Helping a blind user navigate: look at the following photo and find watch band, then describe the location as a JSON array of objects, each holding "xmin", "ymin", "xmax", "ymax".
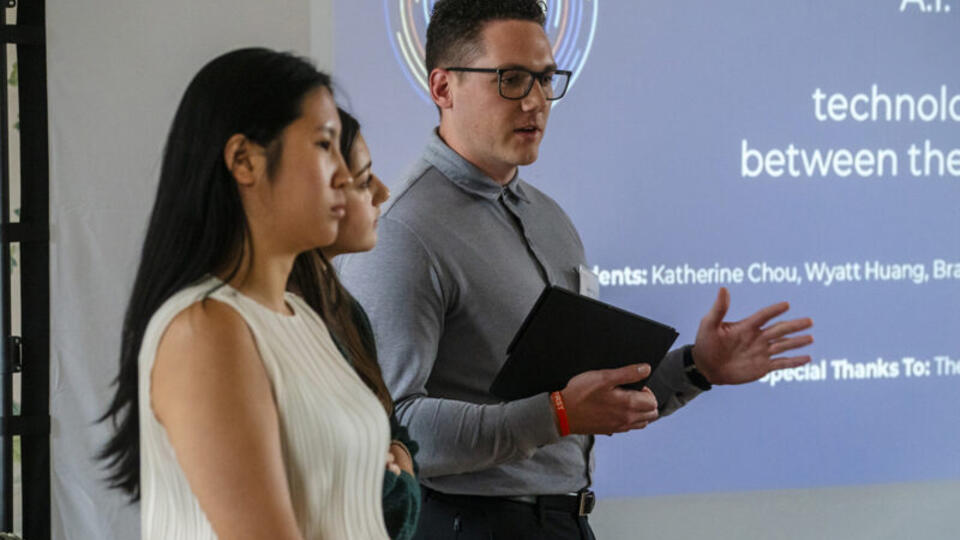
[{"xmin": 683, "ymin": 345, "xmax": 712, "ymax": 391}]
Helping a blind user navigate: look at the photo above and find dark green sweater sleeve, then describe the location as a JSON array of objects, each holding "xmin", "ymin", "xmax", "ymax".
[{"xmin": 381, "ymin": 469, "xmax": 421, "ymax": 540}]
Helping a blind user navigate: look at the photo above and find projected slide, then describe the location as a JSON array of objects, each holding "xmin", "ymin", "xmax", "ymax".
[{"xmin": 335, "ymin": 1, "xmax": 959, "ymax": 497}]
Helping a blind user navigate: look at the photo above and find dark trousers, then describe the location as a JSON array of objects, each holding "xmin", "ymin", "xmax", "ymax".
[{"xmin": 414, "ymin": 487, "xmax": 597, "ymax": 540}]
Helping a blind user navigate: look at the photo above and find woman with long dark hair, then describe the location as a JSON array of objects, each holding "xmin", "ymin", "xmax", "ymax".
[
  {"xmin": 100, "ymin": 48, "xmax": 392, "ymax": 539},
  {"xmin": 291, "ymin": 109, "xmax": 421, "ymax": 540}
]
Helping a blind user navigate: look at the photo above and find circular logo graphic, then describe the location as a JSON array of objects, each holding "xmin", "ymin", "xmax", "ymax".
[{"xmin": 384, "ymin": 0, "xmax": 599, "ymax": 103}]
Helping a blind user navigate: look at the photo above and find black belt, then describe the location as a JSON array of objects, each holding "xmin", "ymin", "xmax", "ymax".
[
  {"xmin": 534, "ymin": 491, "xmax": 596, "ymax": 516},
  {"xmin": 423, "ymin": 486, "xmax": 596, "ymax": 517}
]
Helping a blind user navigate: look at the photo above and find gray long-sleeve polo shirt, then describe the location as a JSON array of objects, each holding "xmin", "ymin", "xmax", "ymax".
[{"xmin": 338, "ymin": 131, "xmax": 703, "ymax": 496}]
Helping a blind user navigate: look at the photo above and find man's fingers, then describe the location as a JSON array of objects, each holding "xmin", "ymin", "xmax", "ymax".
[
  {"xmin": 628, "ymin": 408, "xmax": 659, "ymax": 424},
  {"xmin": 702, "ymin": 287, "xmax": 730, "ymax": 326},
  {"xmin": 617, "ymin": 394, "xmax": 658, "ymax": 416},
  {"xmin": 602, "ymin": 363, "xmax": 651, "ymax": 387},
  {"xmin": 761, "ymin": 318, "xmax": 813, "ymax": 340},
  {"xmin": 623, "ymin": 404, "xmax": 659, "ymax": 431},
  {"xmin": 768, "ymin": 355, "xmax": 812, "ymax": 372},
  {"xmin": 743, "ymin": 301, "xmax": 790, "ymax": 328},
  {"xmin": 768, "ymin": 335, "xmax": 814, "ymax": 355},
  {"xmin": 626, "ymin": 387, "xmax": 658, "ymax": 412}
]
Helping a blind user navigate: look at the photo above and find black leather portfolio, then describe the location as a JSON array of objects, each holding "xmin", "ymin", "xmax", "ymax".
[{"xmin": 489, "ymin": 286, "xmax": 679, "ymax": 400}]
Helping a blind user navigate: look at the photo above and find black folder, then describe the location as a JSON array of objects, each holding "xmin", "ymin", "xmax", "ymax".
[{"xmin": 489, "ymin": 286, "xmax": 679, "ymax": 401}]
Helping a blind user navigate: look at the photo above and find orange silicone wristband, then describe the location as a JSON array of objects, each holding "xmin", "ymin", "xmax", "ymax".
[{"xmin": 551, "ymin": 391, "xmax": 570, "ymax": 436}]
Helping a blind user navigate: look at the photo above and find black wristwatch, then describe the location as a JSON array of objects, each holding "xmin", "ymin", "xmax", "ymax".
[{"xmin": 683, "ymin": 345, "xmax": 712, "ymax": 391}]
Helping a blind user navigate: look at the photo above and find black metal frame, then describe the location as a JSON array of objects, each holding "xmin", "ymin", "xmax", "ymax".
[
  {"xmin": 1, "ymin": 1, "xmax": 50, "ymax": 538},
  {"xmin": 443, "ymin": 66, "xmax": 573, "ymax": 100}
]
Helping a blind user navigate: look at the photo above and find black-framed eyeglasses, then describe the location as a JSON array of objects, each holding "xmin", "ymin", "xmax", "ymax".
[{"xmin": 444, "ymin": 67, "xmax": 572, "ymax": 101}]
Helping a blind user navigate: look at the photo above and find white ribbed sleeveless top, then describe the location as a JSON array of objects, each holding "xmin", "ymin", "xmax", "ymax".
[{"xmin": 138, "ymin": 277, "xmax": 390, "ymax": 539}]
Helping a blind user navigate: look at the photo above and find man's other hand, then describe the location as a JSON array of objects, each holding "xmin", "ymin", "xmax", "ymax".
[{"xmin": 693, "ymin": 287, "xmax": 814, "ymax": 385}]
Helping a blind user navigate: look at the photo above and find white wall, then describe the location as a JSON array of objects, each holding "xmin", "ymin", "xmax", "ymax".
[{"xmin": 46, "ymin": 1, "xmax": 331, "ymax": 537}]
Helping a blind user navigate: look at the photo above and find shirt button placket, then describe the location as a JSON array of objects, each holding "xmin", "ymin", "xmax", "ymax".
[{"xmin": 500, "ymin": 191, "xmax": 554, "ymax": 287}]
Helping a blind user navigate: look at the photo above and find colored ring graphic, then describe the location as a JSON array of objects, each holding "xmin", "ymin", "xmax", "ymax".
[{"xmin": 384, "ymin": 0, "xmax": 599, "ymax": 103}]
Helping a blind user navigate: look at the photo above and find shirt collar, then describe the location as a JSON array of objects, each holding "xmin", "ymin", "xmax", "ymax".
[{"xmin": 423, "ymin": 129, "xmax": 530, "ymax": 203}]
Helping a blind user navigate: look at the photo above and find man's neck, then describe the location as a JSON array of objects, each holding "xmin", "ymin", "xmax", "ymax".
[{"xmin": 437, "ymin": 125, "xmax": 516, "ymax": 186}]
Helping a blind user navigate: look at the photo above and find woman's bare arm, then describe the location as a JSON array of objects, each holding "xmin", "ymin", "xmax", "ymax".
[{"xmin": 151, "ymin": 299, "xmax": 304, "ymax": 540}]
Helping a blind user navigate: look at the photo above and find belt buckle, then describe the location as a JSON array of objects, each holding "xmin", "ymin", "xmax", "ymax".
[{"xmin": 577, "ymin": 490, "xmax": 596, "ymax": 516}]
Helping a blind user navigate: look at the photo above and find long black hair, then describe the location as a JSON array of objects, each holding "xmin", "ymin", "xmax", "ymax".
[
  {"xmin": 338, "ymin": 107, "xmax": 361, "ymax": 159},
  {"xmin": 99, "ymin": 48, "xmax": 332, "ymax": 500}
]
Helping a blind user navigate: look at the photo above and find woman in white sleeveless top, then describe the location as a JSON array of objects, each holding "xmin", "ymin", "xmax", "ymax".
[{"xmin": 99, "ymin": 48, "xmax": 393, "ymax": 539}]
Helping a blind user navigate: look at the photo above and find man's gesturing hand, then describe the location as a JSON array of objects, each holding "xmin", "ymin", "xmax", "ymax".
[
  {"xmin": 693, "ymin": 287, "xmax": 814, "ymax": 385},
  {"xmin": 560, "ymin": 364, "xmax": 659, "ymax": 435}
]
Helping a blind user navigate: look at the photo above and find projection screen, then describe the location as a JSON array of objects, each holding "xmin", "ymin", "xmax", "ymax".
[{"xmin": 333, "ymin": 1, "xmax": 959, "ymax": 537}]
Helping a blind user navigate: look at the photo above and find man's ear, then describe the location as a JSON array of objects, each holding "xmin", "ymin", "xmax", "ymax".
[
  {"xmin": 429, "ymin": 68, "xmax": 454, "ymax": 110},
  {"xmin": 223, "ymin": 134, "xmax": 263, "ymax": 186}
]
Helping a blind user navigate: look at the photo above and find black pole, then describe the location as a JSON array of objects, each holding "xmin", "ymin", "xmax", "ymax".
[
  {"xmin": 0, "ymin": 0, "xmax": 49, "ymax": 538},
  {"xmin": 15, "ymin": 0, "xmax": 50, "ymax": 538},
  {"xmin": 0, "ymin": 1, "xmax": 15, "ymax": 533}
]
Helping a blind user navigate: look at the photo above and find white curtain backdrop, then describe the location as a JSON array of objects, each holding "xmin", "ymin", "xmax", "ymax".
[{"xmin": 46, "ymin": 1, "xmax": 330, "ymax": 537}]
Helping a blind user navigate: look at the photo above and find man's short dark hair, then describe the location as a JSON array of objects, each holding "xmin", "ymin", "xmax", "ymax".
[{"xmin": 425, "ymin": 0, "xmax": 547, "ymax": 74}]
